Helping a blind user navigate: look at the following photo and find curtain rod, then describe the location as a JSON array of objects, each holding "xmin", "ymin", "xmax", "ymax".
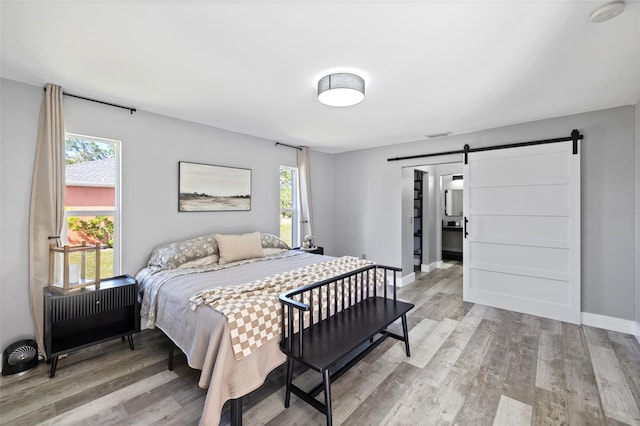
[
  {"xmin": 44, "ymin": 88, "xmax": 136, "ymax": 114},
  {"xmin": 275, "ymin": 142, "xmax": 302, "ymax": 151},
  {"xmin": 387, "ymin": 130, "xmax": 583, "ymax": 163}
]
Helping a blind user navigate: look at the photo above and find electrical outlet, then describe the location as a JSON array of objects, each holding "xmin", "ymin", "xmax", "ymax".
[{"xmin": 361, "ymin": 254, "xmax": 366, "ymax": 259}]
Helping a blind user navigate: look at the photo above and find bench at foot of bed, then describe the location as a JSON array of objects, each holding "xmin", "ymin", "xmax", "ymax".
[{"xmin": 279, "ymin": 265, "xmax": 413, "ymax": 426}]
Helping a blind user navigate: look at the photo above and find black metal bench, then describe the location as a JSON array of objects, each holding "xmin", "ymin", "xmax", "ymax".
[{"xmin": 279, "ymin": 264, "xmax": 414, "ymax": 426}]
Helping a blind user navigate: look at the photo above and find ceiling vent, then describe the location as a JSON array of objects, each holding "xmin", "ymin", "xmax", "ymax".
[
  {"xmin": 425, "ymin": 131, "xmax": 452, "ymax": 139},
  {"xmin": 590, "ymin": 1, "xmax": 625, "ymax": 23}
]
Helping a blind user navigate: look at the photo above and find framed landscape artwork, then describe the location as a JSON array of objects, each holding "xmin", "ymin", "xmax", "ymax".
[{"xmin": 178, "ymin": 162, "xmax": 251, "ymax": 212}]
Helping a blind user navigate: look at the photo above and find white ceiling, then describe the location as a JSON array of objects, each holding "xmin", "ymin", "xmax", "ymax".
[{"xmin": 2, "ymin": 1, "xmax": 639, "ymax": 153}]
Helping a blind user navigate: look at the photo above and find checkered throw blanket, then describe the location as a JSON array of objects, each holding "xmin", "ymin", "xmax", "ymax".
[{"xmin": 188, "ymin": 256, "xmax": 377, "ymax": 360}]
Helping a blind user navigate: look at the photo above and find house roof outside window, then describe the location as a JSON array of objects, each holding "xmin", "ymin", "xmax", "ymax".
[{"xmin": 66, "ymin": 158, "xmax": 115, "ymax": 187}]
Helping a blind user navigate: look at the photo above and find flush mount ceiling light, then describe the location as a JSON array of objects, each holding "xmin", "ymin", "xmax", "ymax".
[
  {"xmin": 590, "ymin": 1, "xmax": 625, "ymax": 23},
  {"xmin": 317, "ymin": 73, "xmax": 365, "ymax": 107}
]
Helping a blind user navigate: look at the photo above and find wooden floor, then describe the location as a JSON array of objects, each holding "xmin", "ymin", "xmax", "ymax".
[{"xmin": 2, "ymin": 262, "xmax": 640, "ymax": 425}]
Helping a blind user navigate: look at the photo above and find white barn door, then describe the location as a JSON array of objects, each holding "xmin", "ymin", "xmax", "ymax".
[{"xmin": 462, "ymin": 141, "xmax": 580, "ymax": 323}]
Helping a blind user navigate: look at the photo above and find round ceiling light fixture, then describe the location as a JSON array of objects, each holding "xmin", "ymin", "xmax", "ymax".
[
  {"xmin": 317, "ymin": 73, "xmax": 365, "ymax": 107},
  {"xmin": 590, "ymin": 1, "xmax": 625, "ymax": 23}
]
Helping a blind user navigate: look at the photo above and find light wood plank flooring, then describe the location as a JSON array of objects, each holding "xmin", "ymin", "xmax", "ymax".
[{"xmin": 2, "ymin": 263, "xmax": 640, "ymax": 425}]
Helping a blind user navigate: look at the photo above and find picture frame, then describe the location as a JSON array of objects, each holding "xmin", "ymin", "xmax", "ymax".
[{"xmin": 178, "ymin": 161, "xmax": 251, "ymax": 212}]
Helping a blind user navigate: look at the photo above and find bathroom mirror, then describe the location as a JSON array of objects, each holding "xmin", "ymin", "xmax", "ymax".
[{"xmin": 444, "ymin": 189, "xmax": 463, "ymax": 216}]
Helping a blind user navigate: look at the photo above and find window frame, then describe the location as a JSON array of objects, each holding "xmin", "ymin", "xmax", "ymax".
[
  {"xmin": 280, "ymin": 165, "xmax": 300, "ymax": 248},
  {"xmin": 64, "ymin": 133, "xmax": 121, "ymax": 276}
]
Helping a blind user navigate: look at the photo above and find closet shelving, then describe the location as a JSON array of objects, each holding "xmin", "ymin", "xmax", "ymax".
[{"xmin": 413, "ymin": 170, "xmax": 423, "ymax": 265}]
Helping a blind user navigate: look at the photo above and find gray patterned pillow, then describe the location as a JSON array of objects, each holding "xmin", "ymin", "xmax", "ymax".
[
  {"xmin": 147, "ymin": 233, "xmax": 219, "ymax": 270},
  {"xmin": 260, "ymin": 233, "xmax": 290, "ymax": 250}
]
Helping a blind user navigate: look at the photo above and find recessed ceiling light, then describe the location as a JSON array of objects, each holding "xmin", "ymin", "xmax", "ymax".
[
  {"xmin": 317, "ymin": 73, "xmax": 365, "ymax": 107},
  {"xmin": 590, "ymin": 1, "xmax": 625, "ymax": 23}
]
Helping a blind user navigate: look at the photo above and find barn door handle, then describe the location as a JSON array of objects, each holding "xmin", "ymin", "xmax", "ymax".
[{"xmin": 464, "ymin": 217, "xmax": 469, "ymax": 238}]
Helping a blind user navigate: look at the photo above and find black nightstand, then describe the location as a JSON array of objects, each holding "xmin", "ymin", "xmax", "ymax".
[
  {"xmin": 298, "ymin": 246, "xmax": 324, "ymax": 255},
  {"xmin": 44, "ymin": 275, "xmax": 139, "ymax": 377}
]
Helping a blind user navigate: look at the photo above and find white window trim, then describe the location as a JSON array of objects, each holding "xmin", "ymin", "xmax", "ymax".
[{"xmin": 64, "ymin": 133, "xmax": 121, "ymax": 276}]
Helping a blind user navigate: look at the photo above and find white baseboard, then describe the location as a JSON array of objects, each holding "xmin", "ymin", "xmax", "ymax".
[
  {"xmin": 435, "ymin": 261, "xmax": 444, "ymax": 269},
  {"xmin": 385, "ymin": 271, "xmax": 414, "ymax": 288},
  {"xmin": 581, "ymin": 312, "xmax": 639, "ymax": 335},
  {"xmin": 635, "ymin": 321, "xmax": 640, "ymax": 344},
  {"xmin": 396, "ymin": 272, "xmax": 415, "ymax": 288},
  {"xmin": 421, "ymin": 262, "xmax": 438, "ymax": 273}
]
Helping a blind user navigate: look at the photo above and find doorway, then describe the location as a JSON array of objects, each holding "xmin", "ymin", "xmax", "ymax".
[
  {"xmin": 401, "ymin": 162, "xmax": 464, "ymax": 279},
  {"xmin": 441, "ymin": 173, "xmax": 464, "ymax": 262}
]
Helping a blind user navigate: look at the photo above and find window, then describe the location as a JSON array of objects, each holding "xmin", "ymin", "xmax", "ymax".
[
  {"xmin": 64, "ymin": 134, "xmax": 120, "ymax": 278},
  {"xmin": 280, "ymin": 166, "xmax": 299, "ymax": 247}
]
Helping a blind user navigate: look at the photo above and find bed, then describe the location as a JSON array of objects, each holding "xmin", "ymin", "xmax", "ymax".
[{"xmin": 135, "ymin": 231, "xmax": 372, "ymax": 425}]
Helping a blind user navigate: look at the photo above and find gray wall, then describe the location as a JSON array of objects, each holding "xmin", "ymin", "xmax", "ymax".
[
  {"xmin": 422, "ymin": 169, "xmax": 436, "ymax": 266},
  {"xmin": 636, "ymin": 103, "xmax": 640, "ymax": 335},
  {"xmin": 419, "ymin": 168, "xmax": 435, "ymax": 267},
  {"xmin": 308, "ymin": 149, "xmax": 334, "ymax": 253},
  {"xmin": 0, "ymin": 78, "xmax": 334, "ymax": 351},
  {"xmin": 332, "ymin": 106, "xmax": 637, "ymax": 321}
]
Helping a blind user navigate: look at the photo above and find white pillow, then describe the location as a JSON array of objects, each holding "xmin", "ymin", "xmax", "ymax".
[
  {"xmin": 216, "ymin": 232, "xmax": 264, "ymax": 265},
  {"xmin": 177, "ymin": 254, "xmax": 219, "ymax": 269}
]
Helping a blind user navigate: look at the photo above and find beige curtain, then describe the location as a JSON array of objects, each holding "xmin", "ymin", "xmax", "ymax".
[
  {"xmin": 297, "ymin": 147, "xmax": 313, "ymax": 242},
  {"xmin": 29, "ymin": 84, "xmax": 65, "ymax": 354}
]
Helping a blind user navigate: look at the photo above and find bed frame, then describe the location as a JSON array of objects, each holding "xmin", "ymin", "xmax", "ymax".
[{"xmin": 167, "ymin": 338, "xmax": 245, "ymax": 425}]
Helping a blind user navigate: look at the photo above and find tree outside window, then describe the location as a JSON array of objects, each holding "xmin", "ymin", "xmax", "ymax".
[{"xmin": 280, "ymin": 166, "xmax": 299, "ymax": 247}]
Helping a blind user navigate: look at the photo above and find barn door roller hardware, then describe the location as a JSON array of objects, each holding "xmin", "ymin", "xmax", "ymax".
[{"xmin": 387, "ymin": 130, "xmax": 584, "ymax": 164}]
